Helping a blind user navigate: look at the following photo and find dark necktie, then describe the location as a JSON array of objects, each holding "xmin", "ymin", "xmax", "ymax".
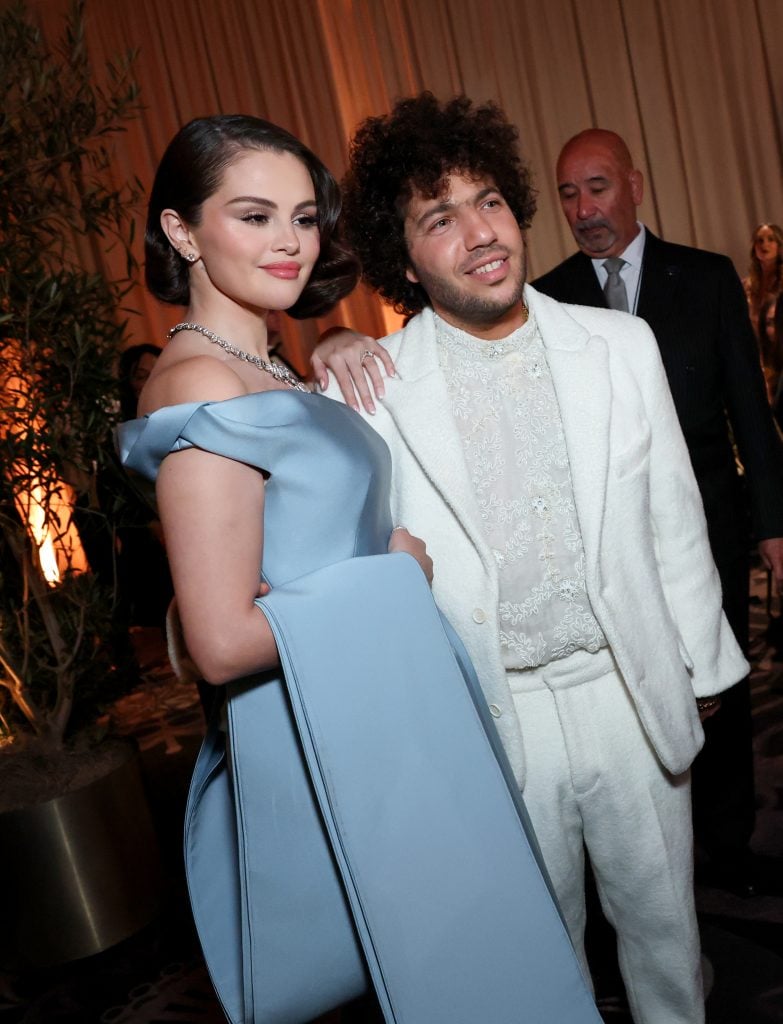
[{"xmin": 603, "ymin": 257, "xmax": 628, "ymax": 312}]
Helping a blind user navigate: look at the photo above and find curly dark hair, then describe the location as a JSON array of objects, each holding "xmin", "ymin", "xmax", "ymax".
[
  {"xmin": 145, "ymin": 115, "xmax": 358, "ymax": 319},
  {"xmin": 341, "ymin": 93, "xmax": 536, "ymax": 317}
]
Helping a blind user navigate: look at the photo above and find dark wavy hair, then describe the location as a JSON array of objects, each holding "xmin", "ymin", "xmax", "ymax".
[
  {"xmin": 145, "ymin": 115, "xmax": 358, "ymax": 318},
  {"xmin": 341, "ymin": 93, "xmax": 537, "ymax": 317}
]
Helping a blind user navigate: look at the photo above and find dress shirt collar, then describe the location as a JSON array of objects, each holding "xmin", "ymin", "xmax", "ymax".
[{"xmin": 590, "ymin": 223, "xmax": 646, "ymax": 313}]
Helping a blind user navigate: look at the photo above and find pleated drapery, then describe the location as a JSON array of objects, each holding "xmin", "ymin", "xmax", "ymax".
[{"xmin": 28, "ymin": 0, "xmax": 783, "ymax": 370}]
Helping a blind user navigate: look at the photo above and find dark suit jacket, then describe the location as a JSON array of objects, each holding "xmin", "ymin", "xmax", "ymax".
[{"xmin": 533, "ymin": 230, "xmax": 783, "ymax": 578}]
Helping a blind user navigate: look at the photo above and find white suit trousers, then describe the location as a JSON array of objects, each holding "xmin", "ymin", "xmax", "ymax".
[{"xmin": 508, "ymin": 647, "xmax": 703, "ymax": 1024}]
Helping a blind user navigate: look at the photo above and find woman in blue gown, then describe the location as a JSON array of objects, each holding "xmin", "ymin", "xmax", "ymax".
[{"xmin": 119, "ymin": 115, "xmax": 600, "ymax": 1024}]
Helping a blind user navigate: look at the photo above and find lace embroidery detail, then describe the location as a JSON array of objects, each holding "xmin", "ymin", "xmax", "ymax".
[{"xmin": 436, "ymin": 313, "xmax": 606, "ymax": 669}]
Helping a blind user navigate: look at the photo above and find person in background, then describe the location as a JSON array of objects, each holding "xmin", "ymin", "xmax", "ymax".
[
  {"xmin": 743, "ymin": 223, "xmax": 783, "ymax": 401},
  {"xmin": 73, "ymin": 342, "xmax": 173, "ymax": 633},
  {"xmin": 111, "ymin": 342, "xmax": 173, "ymax": 630},
  {"xmin": 532, "ymin": 134, "xmax": 783, "ymax": 900},
  {"xmin": 118, "ymin": 343, "xmax": 163, "ymax": 420}
]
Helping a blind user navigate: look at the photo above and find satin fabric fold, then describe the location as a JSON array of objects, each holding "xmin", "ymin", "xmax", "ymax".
[{"xmin": 187, "ymin": 554, "xmax": 600, "ymax": 1023}]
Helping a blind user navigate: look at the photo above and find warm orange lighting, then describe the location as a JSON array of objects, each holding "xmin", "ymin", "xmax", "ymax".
[
  {"xmin": 1, "ymin": 339, "xmax": 89, "ymax": 586},
  {"xmin": 14, "ymin": 480, "xmax": 88, "ymax": 585}
]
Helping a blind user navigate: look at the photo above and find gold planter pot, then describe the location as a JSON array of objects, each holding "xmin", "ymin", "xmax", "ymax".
[{"xmin": 0, "ymin": 742, "xmax": 162, "ymax": 966}]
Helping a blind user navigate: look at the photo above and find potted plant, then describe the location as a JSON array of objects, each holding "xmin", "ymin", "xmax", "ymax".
[{"xmin": 0, "ymin": 0, "xmax": 161, "ymax": 965}]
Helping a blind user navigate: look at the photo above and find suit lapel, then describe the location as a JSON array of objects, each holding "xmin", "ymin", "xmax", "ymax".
[
  {"xmin": 383, "ymin": 298, "xmax": 614, "ymax": 585},
  {"xmin": 527, "ymin": 287, "xmax": 611, "ymax": 584},
  {"xmin": 566, "ymin": 253, "xmax": 607, "ymax": 307},
  {"xmin": 382, "ymin": 311, "xmax": 494, "ymax": 569},
  {"xmin": 636, "ymin": 230, "xmax": 682, "ymax": 325}
]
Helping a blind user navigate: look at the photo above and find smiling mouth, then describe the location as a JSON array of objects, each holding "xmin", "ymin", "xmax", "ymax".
[{"xmin": 471, "ymin": 258, "xmax": 505, "ymax": 276}]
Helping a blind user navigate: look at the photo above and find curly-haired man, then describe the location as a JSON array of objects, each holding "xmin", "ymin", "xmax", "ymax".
[{"xmin": 315, "ymin": 93, "xmax": 747, "ymax": 1024}]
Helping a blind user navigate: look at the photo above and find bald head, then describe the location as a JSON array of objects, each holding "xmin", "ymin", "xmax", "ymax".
[
  {"xmin": 557, "ymin": 130, "xmax": 635, "ymax": 178},
  {"xmin": 556, "ymin": 129, "xmax": 643, "ymax": 258}
]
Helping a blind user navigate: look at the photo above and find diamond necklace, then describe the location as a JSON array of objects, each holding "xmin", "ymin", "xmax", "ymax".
[{"xmin": 167, "ymin": 322, "xmax": 309, "ymax": 392}]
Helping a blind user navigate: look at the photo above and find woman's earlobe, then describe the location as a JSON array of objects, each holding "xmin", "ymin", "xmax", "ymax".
[{"xmin": 160, "ymin": 208, "xmax": 197, "ymax": 261}]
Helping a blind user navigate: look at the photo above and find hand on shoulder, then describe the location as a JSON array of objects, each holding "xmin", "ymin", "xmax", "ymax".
[{"xmin": 311, "ymin": 327, "xmax": 395, "ymax": 415}]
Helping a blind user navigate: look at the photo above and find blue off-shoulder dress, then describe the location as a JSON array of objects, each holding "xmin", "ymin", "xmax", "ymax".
[{"xmin": 118, "ymin": 391, "xmax": 600, "ymax": 1024}]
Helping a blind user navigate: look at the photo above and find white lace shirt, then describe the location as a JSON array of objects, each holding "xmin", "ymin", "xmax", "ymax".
[{"xmin": 435, "ymin": 311, "xmax": 607, "ymax": 669}]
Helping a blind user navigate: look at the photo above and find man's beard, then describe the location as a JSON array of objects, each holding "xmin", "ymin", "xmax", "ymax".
[
  {"xmin": 574, "ymin": 217, "xmax": 615, "ymax": 253},
  {"xmin": 411, "ymin": 249, "xmax": 526, "ymax": 330}
]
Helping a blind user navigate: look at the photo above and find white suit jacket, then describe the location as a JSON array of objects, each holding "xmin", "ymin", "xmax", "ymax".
[{"xmin": 326, "ymin": 285, "xmax": 748, "ymax": 785}]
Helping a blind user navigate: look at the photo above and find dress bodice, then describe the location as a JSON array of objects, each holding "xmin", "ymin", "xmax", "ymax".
[{"xmin": 117, "ymin": 391, "xmax": 393, "ymax": 587}]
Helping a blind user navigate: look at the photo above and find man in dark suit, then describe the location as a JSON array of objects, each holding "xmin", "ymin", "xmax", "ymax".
[{"xmin": 533, "ymin": 128, "xmax": 783, "ymax": 895}]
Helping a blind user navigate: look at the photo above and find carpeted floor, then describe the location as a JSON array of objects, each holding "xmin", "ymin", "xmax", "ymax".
[{"xmin": 1, "ymin": 562, "xmax": 782, "ymax": 1024}]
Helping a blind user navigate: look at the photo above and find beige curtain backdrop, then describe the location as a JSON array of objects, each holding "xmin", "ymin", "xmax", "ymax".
[{"xmin": 26, "ymin": 0, "xmax": 783, "ymax": 370}]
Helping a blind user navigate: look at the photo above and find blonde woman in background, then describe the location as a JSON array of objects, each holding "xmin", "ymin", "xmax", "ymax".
[{"xmin": 744, "ymin": 223, "xmax": 783, "ymax": 401}]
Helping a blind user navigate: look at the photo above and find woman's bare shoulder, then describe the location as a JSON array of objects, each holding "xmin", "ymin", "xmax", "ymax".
[{"xmin": 138, "ymin": 356, "xmax": 248, "ymax": 415}]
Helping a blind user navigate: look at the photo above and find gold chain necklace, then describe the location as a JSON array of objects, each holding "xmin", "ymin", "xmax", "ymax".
[{"xmin": 167, "ymin": 322, "xmax": 309, "ymax": 392}]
